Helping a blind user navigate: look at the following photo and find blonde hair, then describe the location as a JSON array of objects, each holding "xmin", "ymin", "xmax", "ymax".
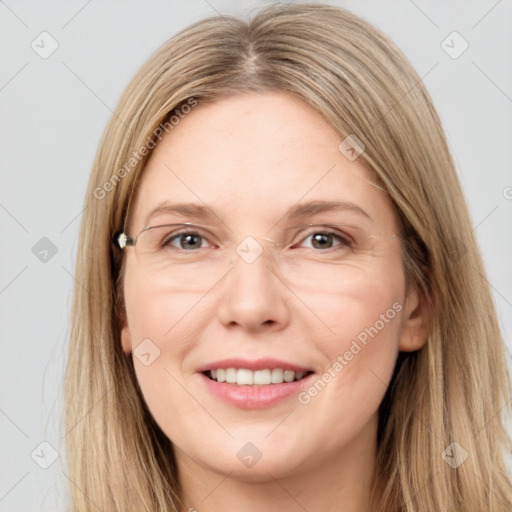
[{"xmin": 64, "ymin": 3, "xmax": 512, "ymax": 511}]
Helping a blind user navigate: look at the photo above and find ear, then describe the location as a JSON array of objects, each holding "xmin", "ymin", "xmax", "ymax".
[
  {"xmin": 119, "ymin": 307, "xmax": 132, "ymax": 355},
  {"xmin": 399, "ymin": 285, "xmax": 429, "ymax": 352}
]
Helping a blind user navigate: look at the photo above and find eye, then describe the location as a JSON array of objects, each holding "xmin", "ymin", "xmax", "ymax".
[
  {"xmin": 298, "ymin": 230, "xmax": 351, "ymax": 250},
  {"xmin": 164, "ymin": 231, "xmax": 209, "ymax": 250}
]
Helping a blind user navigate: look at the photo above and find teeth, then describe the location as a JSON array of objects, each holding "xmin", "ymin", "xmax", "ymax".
[
  {"xmin": 225, "ymin": 368, "xmax": 237, "ymax": 383},
  {"xmin": 208, "ymin": 367, "xmax": 309, "ymax": 385},
  {"xmin": 283, "ymin": 370, "xmax": 295, "ymax": 382},
  {"xmin": 253, "ymin": 369, "xmax": 271, "ymax": 385},
  {"xmin": 271, "ymin": 368, "xmax": 284, "ymax": 383},
  {"xmin": 237, "ymin": 369, "xmax": 253, "ymax": 385}
]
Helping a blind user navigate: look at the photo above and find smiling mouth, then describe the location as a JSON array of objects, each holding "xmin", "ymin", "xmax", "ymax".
[{"xmin": 204, "ymin": 368, "xmax": 314, "ymax": 386}]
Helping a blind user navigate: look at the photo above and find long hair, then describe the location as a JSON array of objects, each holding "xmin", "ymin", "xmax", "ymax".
[{"xmin": 63, "ymin": 3, "xmax": 512, "ymax": 510}]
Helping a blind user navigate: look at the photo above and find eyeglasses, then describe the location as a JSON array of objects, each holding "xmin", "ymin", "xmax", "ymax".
[{"xmin": 115, "ymin": 222, "xmax": 400, "ymax": 292}]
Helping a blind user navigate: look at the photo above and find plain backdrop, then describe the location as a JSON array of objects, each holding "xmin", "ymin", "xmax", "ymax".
[{"xmin": 1, "ymin": 1, "xmax": 511, "ymax": 510}]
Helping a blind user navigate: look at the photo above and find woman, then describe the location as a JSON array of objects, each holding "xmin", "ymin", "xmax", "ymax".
[{"xmin": 64, "ymin": 3, "xmax": 512, "ymax": 511}]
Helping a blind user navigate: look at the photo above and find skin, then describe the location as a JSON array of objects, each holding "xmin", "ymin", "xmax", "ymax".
[{"xmin": 120, "ymin": 92, "xmax": 428, "ymax": 512}]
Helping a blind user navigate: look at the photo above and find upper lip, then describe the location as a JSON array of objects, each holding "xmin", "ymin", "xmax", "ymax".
[{"xmin": 196, "ymin": 358, "xmax": 313, "ymax": 373}]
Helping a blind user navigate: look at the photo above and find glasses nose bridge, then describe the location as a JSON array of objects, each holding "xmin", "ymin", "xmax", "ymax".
[
  {"xmin": 222, "ymin": 237, "xmax": 287, "ymax": 297},
  {"xmin": 232, "ymin": 234, "xmax": 282, "ymax": 268}
]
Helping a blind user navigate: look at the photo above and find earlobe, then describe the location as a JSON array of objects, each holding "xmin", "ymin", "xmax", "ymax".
[
  {"xmin": 121, "ymin": 326, "xmax": 132, "ymax": 354},
  {"xmin": 401, "ymin": 331, "xmax": 428, "ymax": 352},
  {"xmin": 399, "ymin": 286, "xmax": 429, "ymax": 352},
  {"xmin": 119, "ymin": 308, "xmax": 132, "ymax": 354}
]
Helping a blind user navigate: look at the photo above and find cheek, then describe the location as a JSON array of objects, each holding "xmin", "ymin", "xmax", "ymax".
[
  {"xmin": 320, "ymin": 283, "xmax": 403, "ymax": 359},
  {"xmin": 123, "ymin": 255, "xmax": 206, "ymax": 350},
  {"xmin": 303, "ymin": 257, "xmax": 405, "ymax": 349},
  {"xmin": 122, "ymin": 260, "xmax": 208, "ymax": 419},
  {"xmin": 297, "ymin": 263, "xmax": 405, "ymax": 428}
]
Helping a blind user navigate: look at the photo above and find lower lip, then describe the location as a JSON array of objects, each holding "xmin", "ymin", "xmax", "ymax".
[{"xmin": 199, "ymin": 372, "xmax": 314, "ymax": 409}]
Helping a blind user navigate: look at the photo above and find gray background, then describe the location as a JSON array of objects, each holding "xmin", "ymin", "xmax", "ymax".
[{"xmin": 1, "ymin": 1, "xmax": 511, "ymax": 510}]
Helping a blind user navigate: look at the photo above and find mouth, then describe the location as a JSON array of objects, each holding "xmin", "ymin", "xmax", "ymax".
[
  {"xmin": 197, "ymin": 358, "xmax": 315, "ymax": 409},
  {"xmin": 203, "ymin": 368, "xmax": 314, "ymax": 385}
]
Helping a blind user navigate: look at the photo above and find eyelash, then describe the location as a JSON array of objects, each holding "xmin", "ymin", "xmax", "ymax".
[
  {"xmin": 162, "ymin": 227, "xmax": 353, "ymax": 251},
  {"xmin": 294, "ymin": 230, "xmax": 353, "ymax": 250}
]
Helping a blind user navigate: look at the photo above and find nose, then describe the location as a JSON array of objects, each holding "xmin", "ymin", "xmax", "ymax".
[{"xmin": 215, "ymin": 244, "xmax": 291, "ymax": 334}]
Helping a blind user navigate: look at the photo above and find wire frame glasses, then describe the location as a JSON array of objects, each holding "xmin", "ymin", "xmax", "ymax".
[{"xmin": 115, "ymin": 222, "xmax": 400, "ymax": 292}]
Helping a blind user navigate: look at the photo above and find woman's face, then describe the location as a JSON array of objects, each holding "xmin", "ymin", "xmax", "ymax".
[{"xmin": 120, "ymin": 92, "xmax": 425, "ymax": 481}]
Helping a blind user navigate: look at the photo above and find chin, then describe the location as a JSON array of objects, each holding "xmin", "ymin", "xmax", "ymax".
[
  {"xmin": 198, "ymin": 435, "xmax": 312, "ymax": 479},
  {"xmin": 207, "ymin": 453, "xmax": 305, "ymax": 482}
]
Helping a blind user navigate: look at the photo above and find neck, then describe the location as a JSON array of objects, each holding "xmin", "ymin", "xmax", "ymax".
[{"xmin": 176, "ymin": 415, "xmax": 383, "ymax": 512}]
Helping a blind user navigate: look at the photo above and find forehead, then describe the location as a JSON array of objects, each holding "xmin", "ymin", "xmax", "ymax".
[{"xmin": 129, "ymin": 92, "xmax": 397, "ymax": 234}]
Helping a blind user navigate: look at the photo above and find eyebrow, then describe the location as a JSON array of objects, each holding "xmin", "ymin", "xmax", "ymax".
[{"xmin": 143, "ymin": 199, "xmax": 372, "ymax": 227}]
